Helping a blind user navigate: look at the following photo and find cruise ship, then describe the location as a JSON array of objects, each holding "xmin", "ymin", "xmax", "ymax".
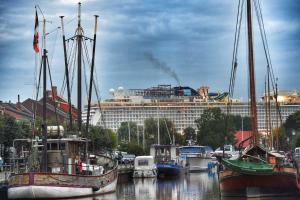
[{"xmin": 82, "ymin": 85, "xmax": 300, "ymax": 133}]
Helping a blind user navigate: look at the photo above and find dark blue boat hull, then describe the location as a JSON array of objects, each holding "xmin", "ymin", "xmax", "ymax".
[{"xmin": 157, "ymin": 164, "xmax": 183, "ymax": 178}]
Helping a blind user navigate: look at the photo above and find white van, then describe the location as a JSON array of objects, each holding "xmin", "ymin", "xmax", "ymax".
[{"xmin": 294, "ymin": 147, "xmax": 300, "ymax": 160}]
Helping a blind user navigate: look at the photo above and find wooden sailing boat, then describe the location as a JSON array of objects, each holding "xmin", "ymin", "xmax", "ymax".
[
  {"xmin": 7, "ymin": 3, "xmax": 118, "ymax": 199},
  {"xmin": 219, "ymin": 0, "xmax": 300, "ymax": 197}
]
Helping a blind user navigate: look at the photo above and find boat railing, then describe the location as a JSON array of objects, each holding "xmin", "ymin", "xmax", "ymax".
[
  {"xmin": 243, "ymin": 154, "xmax": 267, "ymax": 163},
  {"xmin": 118, "ymin": 163, "xmax": 134, "ymax": 169},
  {"xmin": 0, "ymin": 164, "xmax": 12, "ymax": 182}
]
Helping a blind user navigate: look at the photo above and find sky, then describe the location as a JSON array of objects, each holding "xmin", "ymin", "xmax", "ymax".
[{"xmin": 0, "ymin": 0, "xmax": 299, "ymax": 104}]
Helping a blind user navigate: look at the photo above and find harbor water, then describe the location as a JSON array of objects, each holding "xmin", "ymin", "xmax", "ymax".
[
  {"xmin": 2, "ymin": 171, "xmax": 300, "ymax": 200},
  {"xmin": 73, "ymin": 172, "xmax": 219, "ymax": 200},
  {"xmin": 76, "ymin": 174, "xmax": 299, "ymax": 200}
]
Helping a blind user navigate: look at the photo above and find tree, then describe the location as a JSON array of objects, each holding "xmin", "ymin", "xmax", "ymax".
[
  {"xmin": 183, "ymin": 127, "xmax": 196, "ymax": 145},
  {"xmin": 144, "ymin": 118, "xmax": 180, "ymax": 147},
  {"xmin": 229, "ymin": 115, "xmax": 251, "ymax": 131},
  {"xmin": 117, "ymin": 121, "xmax": 137, "ymax": 143},
  {"xmin": 86, "ymin": 126, "xmax": 117, "ymax": 152},
  {"xmin": 283, "ymin": 111, "xmax": 300, "ymax": 138},
  {"xmin": 195, "ymin": 108, "xmax": 237, "ymax": 150},
  {"xmin": 0, "ymin": 114, "xmax": 32, "ymax": 161},
  {"xmin": 279, "ymin": 111, "xmax": 300, "ymax": 149},
  {"xmin": 294, "ymin": 134, "xmax": 300, "ymax": 148},
  {"xmin": 127, "ymin": 142, "xmax": 145, "ymax": 156}
]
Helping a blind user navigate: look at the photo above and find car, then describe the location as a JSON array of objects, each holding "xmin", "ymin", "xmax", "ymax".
[
  {"xmin": 121, "ymin": 154, "xmax": 135, "ymax": 164},
  {"xmin": 213, "ymin": 145, "xmax": 238, "ymax": 159},
  {"xmin": 0, "ymin": 156, "xmax": 3, "ymax": 171}
]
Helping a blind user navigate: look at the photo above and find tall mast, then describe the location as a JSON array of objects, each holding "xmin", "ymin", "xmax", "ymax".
[
  {"xmin": 60, "ymin": 16, "xmax": 73, "ymax": 130},
  {"xmin": 246, "ymin": 0, "xmax": 258, "ymax": 145},
  {"xmin": 86, "ymin": 15, "xmax": 99, "ymax": 133},
  {"xmin": 77, "ymin": 2, "xmax": 82, "ymax": 133},
  {"xmin": 42, "ymin": 18, "xmax": 48, "ymax": 172},
  {"xmin": 157, "ymin": 103, "xmax": 160, "ymax": 145}
]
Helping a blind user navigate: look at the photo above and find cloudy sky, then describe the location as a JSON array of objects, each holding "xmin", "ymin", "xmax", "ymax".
[{"xmin": 0, "ymin": 0, "xmax": 299, "ymax": 104}]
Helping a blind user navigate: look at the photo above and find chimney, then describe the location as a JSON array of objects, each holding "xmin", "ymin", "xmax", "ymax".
[
  {"xmin": 16, "ymin": 94, "xmax": 22, "ymax": 109},
  {"xmin": 52, "ymin": 86, "xmax": 57, "ymax": 100}
]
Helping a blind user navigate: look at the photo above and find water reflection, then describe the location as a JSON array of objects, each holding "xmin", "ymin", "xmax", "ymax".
[
  {"xmin": 65, "ymin": 171, "xmax": 299, "ymax": 200},
  {"xmin": 74, "ymin": 172, "xmax": 219, "ymax": 200}
]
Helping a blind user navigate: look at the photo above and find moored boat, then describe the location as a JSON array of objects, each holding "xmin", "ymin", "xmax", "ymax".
[
  {"xmin": 150, "ymin": 145, "xmax": 187, "ymax": 178},
  {"xmin": 156, "ymin": 160, "xmax": 185, "ymax": 178},
  {"xmin": 219, "ymin": 0, "xmax": 300, "ymax": 197},
  {"xmin": 179, "ymin": 145, "xmax": 214, "ymax": 172},
  {"xmin": 133, "ymin": 156, "xmax": 157, "ymax": 178},
  {"xmin": 7, "ymin": 3, "xmax": 118, "ymax": 199},
  {"xmin": 219, "ymin": 168, "xmax": 299, "ymax": 197},
  {"xmin": 8, "ymin": 136, "xmax": 118, "ymax": 199}
]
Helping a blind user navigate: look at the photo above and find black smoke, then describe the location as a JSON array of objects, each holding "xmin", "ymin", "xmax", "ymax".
[{"xmin": 144, "ymin": 52, "xmax": 181, "ymax": 86}]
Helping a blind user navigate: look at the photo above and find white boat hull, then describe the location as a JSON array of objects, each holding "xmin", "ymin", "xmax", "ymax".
[
  {"xmin": 133, "ymin": 169, "xmax": 157, "ymax": 178},
  {"xmin": 187, "ymin": 157, "xmax": 212, "ymax": 172},
  {"xmin": 8, "ymin": 178, "xmax": 117, "ymax": 199}
]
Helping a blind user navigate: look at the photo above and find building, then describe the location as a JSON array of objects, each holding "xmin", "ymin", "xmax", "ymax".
[
  {"xmin": 0, "ymin": 100, "xmax": 33, "ymax": 121},
  {"xmin": 0, "ymin": 87, "xmax": 74, "ymax": 125},
  {"xmin": 83, "ymin": 85, "xmax": 300, "ymax": 134}
]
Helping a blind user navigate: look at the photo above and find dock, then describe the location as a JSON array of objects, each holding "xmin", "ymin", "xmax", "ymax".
[{"xmin": 118, "ymin": 163, "xmax": 134, "ymax": 181}]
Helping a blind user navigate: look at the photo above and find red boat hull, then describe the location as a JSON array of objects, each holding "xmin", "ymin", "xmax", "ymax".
[{"xmin": 219, "ymin": 169, "xmax": 300, "ymax": 197}]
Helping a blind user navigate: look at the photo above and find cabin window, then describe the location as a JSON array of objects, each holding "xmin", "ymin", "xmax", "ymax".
[
  {"xmin": 38, "ymin": 142, "xmax": 43, "ymax": 151},
  {"xmin": 60, "ymin": 143, "xmax": 66, "ymax": 150},
  {"xmin": 138, "ymin": 160, "xmax": 149, "ymax": 166},
  {"xmin": 47, "ymin": 143, "xmax": 51, "ymax": 150},
  {"xmin": 51, "ymin": 143, "xmax": 58, "ymax": 150}
]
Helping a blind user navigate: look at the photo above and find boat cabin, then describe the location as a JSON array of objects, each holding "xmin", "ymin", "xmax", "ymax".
[
  {"xmin": 134, "ymin": 156, "xmax": 155, "ymax": 171},
  {"xmin": 35, "ymin": 136, "xmax": 89, "ymax": 174},
  {"xmin": 179, "ymin": 146, "xmax": 213, "ymax": 158},
  {"xmin": 150, "ymin": 145, "xmax": 178, "ymax": 163}
]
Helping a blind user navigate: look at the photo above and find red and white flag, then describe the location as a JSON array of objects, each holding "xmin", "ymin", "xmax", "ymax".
[{"xmin": 33, "ymin": 10, "xmax": 39, "ymax": 53}]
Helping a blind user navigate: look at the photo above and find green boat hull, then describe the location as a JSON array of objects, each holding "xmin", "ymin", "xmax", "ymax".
[{"xmin": 222, "ymin": 159, "xmax": 274, "ymax": 175}]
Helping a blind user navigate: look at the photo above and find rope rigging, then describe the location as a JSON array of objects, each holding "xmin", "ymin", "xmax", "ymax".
[
  {"xmin": 228, "ymin": 0, "xmax": 244, "ymax": 114},
  {"xmin": 227, "ymin": 0, "xmax": 282, "ymax": 150},
  {"xmin": 58, "ymin": 15, "xmax": 106, "ymax": 131}
]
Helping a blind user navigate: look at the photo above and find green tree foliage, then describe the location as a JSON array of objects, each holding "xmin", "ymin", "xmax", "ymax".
[
  {"xmin": 0, "ymin": 114, "xmax": 32, "ymax": 160},
  {"xmin": 86, "ymin": 126, "xmax": 117, "ymax": 152},
  {"xmin": 230, "ymin": 115, "xmax": 252, "ymax": 131},
  {"xmin": 174, "ymin": 132, "xmax": 184, "ymax": 146},
  {"xmin": 127, "ymin": 142, "xmax": 145, "ymax": 156},
  {"xmin": 144, "ymin": 118, "xmax": 182, "ymax": 147},
  {"xmin": 117, "ymin": 121, "xmax": 137, "ymax": 143},
  {"xmin": 183, "ymin": 127, "xmax": 196, "ymax": 144},
  {"xmin": 283, "ymin": 111, "xmax": 300, "ymax": 138},
  {"xmin": 118, "ymin": 141, "xmax": 145, "ymax": 156},
  {"xmin": 279, "ymin": 111, "xmax": 300, "ymax": 149},
  {"xmin": 117, "ymin": 118, "xmax": 183, "ymax": 154},
  {"xmin": 294, "ymin": 134, "xmax": 300, "ymax": 148},
  {"xmin": 195, "ymin": 108, "xmax": 238, "ymax": 150}
]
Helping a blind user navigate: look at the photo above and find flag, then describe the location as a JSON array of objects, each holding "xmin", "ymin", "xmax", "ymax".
[{"xmin": 33, "ymin": 10, "xmax": 39, "ymax": 53}]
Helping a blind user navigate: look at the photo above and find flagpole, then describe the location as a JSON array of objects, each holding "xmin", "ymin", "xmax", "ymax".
[
  {"xmin": 36, "ymin": 5, "xmax": 48, "ymax": 172},
  {"xmin": 33, "ymin": 7, "xmax": 38, "ymax": 138}
]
